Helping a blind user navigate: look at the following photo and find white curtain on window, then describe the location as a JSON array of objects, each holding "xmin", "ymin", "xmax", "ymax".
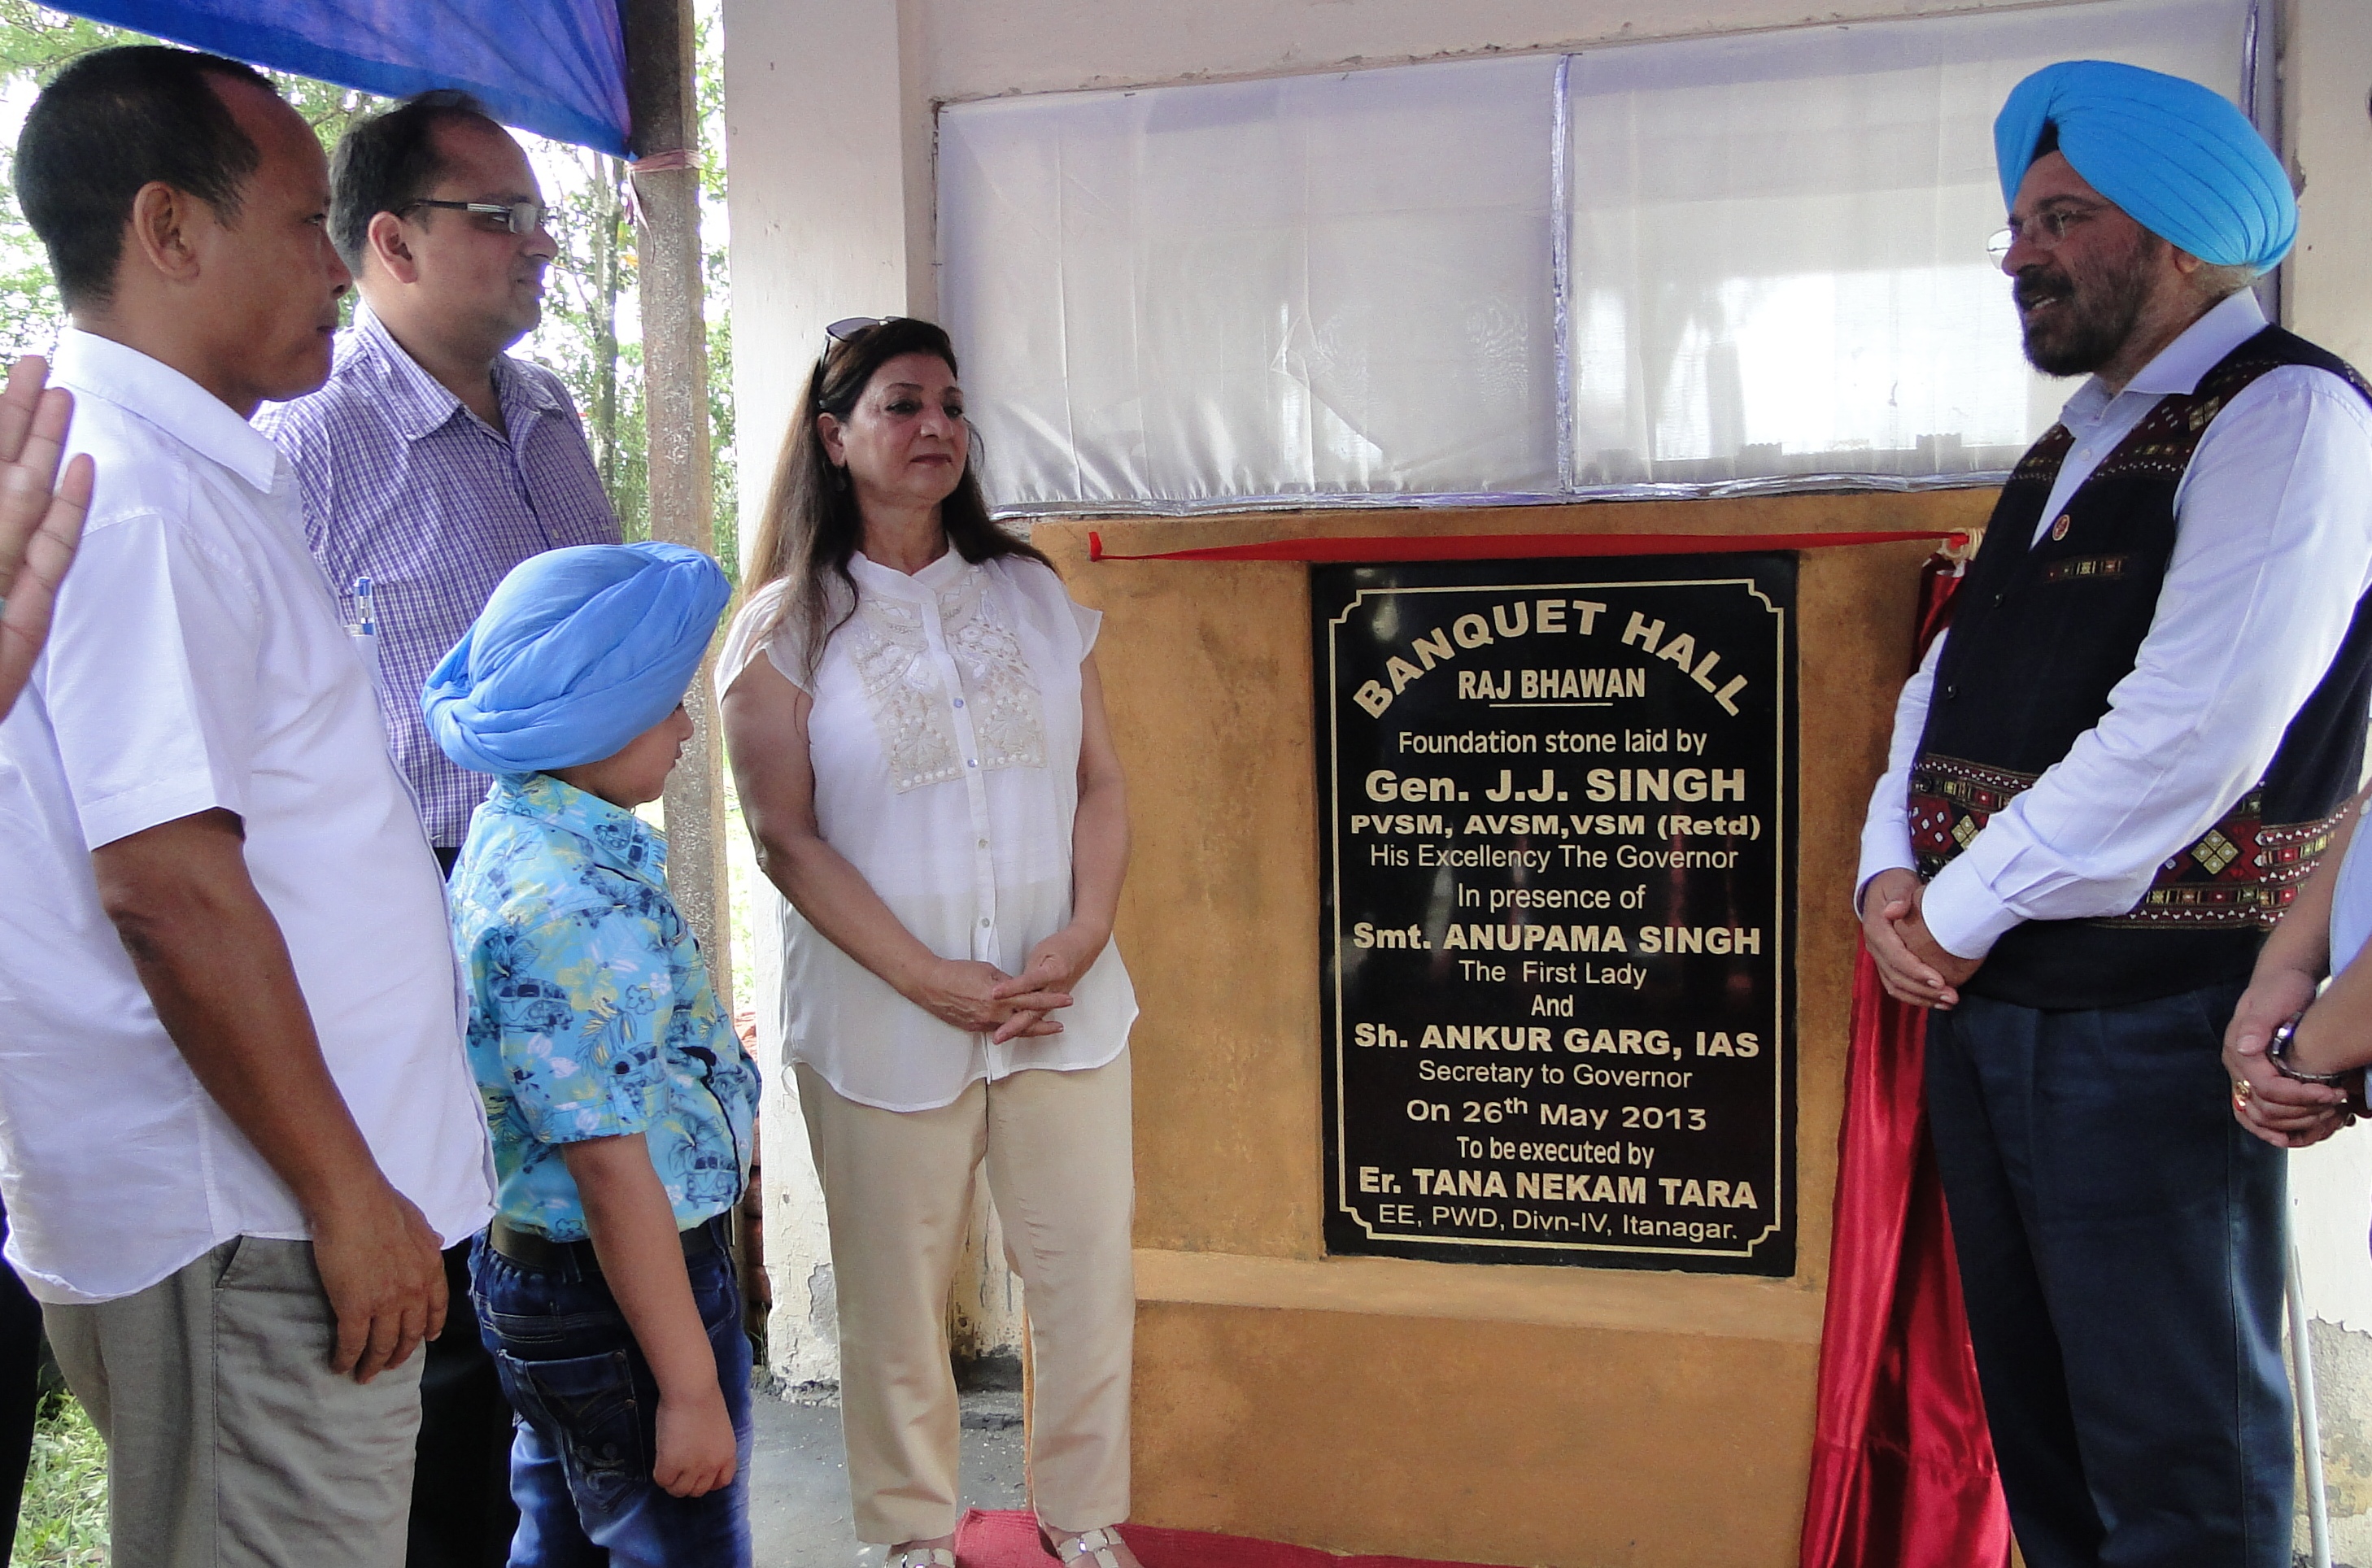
[
  {"xmin": 935, "ymin": 0, "xmax": 2258, "ymax": 512},
  {"xmin": 1565, "ymin": 0, "xmax": 2255, "ymax": 487},
  {"xmin": 938, "ymin": 55, "xmax": 1561, "ymax": 511}
]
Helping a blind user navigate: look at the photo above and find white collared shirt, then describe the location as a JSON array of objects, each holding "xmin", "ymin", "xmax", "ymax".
[
  {"xmin": 718, "ymin": 551, "xmax": 1137, "ymax": 1112},
  {"xmin": 0, "ymin": 329, "xmax": 493, "ymax": 1304},
  {"xmin": 1857, "ymin": 291, "xmax": 2372, "ymax": 960}
]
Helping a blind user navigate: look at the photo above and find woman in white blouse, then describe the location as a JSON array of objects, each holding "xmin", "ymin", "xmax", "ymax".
[{"xmin": 718, "ymin": 317, "xmax": 1140, "ymax": 1568}]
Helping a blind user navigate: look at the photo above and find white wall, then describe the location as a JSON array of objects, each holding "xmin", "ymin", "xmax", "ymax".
[
  {"xmin": 2283, "ymin": 0, "xmax": 2372, "ymax": 366},
  {"xmin": 717, "ymin": 0, "xmax": 910, "ymax": 579},
  {"xmin": 720, "ymin": 0, "xmax": 2372, "ymax": 1413}
]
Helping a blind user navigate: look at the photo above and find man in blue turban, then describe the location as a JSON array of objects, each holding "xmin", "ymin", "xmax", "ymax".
[
  {"xmin": 1855, "ymin": 59, "xmax": 2372, "ymax": 1566},
  {"xmin": 1990, "ymin": 60, "xmax": 2296, "ymax": 383}
]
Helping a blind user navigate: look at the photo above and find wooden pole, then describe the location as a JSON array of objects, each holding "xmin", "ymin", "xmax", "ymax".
[{"xmin": 621, "ymin": 0, "xmax": 731, "ymax": 1017}]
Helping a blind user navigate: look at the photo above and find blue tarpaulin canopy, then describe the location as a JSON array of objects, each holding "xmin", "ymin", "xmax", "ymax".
[{"xmin": 59, "ymin": 0, "xmax": 630, "ymax": 153}]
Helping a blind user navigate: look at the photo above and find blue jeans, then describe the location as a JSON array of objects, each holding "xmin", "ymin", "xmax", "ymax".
[{"xmin": 471, "ymin": 1221, "xmax": 752, "ymax": 1568}]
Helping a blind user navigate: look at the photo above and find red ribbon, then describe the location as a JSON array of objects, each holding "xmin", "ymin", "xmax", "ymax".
[{"xmin": 1084, "ymin": 528, "xmax": 1968, "ymax": 564}]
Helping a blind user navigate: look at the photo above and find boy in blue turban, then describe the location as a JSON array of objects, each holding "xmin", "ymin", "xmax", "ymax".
[
  {"xmin": 426, "ymin": 542, "xmax": 761, "ymax": 1567},
  {"xmin": 1858, "ymin": 59, "xmax": 2372, "ymax": 1568}
]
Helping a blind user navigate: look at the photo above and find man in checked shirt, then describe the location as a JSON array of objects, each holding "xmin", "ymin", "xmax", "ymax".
[{"xmin": 255, "ymin": 89, "xmax": 621, "ymax": 1568}]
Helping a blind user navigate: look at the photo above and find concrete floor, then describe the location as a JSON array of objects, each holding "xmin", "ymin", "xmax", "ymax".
[{"xmin": 750, "ymin": 1389, "xmax": 1028, "ymax": 1566}]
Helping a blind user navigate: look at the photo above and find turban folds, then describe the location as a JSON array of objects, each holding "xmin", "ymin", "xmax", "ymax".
[
  {"xmin": 1995, "ymin": 60, "xmax": 2295, "ymax": 273},
  {"xmin": 424, "ymin": 542, "xmax": 731, "ymax": 775}
]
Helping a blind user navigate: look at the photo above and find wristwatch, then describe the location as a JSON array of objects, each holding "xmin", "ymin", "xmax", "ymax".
[{"xmin": 2267, "ymin": 1009, "xmax": 2357, "ymax": 1087}]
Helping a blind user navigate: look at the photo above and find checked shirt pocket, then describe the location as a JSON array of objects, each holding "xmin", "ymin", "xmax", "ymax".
[{"xmin": 493, "ymin": 1345, "xmax": 649, "ymax": 1511}]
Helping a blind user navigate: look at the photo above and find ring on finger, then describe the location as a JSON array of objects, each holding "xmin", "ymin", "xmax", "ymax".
[{"xmin": 2234, "ymin": 1079, "xmax": 2253, "ymax": 1102}]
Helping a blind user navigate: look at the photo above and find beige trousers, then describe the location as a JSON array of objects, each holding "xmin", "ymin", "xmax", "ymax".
[
  {"xmin": 797, "ymin": 1053, "xmax": 1135, "ymax": 1544},
  {"xmin": 43, "ymin": 1235, "xmax": 424, "ymax": 1568}
]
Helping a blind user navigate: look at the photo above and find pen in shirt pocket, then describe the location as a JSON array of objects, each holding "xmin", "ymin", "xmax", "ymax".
[{"xmin": 347, "ymin": 575, "xmax": 382, "ymax": 692}]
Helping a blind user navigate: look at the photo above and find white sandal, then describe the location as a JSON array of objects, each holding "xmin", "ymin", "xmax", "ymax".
[
  {"xmin": 890, "ymin": 1549, "xmax": 957, "ymax": 1568},
  {"xmin": 1041, "ymin": 1526, "xmax": 1128, "ymax": 1568}
]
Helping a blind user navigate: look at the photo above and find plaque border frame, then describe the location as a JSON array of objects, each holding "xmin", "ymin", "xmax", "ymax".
[{"xmin": 1314, "ymin": 554, "xmax": 1799, "ymax": 1274}]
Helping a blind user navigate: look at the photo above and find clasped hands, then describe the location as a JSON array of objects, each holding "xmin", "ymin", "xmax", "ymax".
[
  {"xmin": 1860, "ymin": 867, "xmax": 1982, "ymax": 1009},
  {"xmin": 2222, "ymin": 969, "xmax": 2353, "ymax": 1151},
  {"xmin": 1868, "ymin": 870, "xmax": 2357, "ymax": 1148},
  {"xmin": 906, "ymin": 927, "xmax": 1103, "ymax": 1043}
]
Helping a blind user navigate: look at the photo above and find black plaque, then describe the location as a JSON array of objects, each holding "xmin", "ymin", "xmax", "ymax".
[{"xmin": 1316, "ymin": 555, "xmax": 1796, "ymax": 1274}]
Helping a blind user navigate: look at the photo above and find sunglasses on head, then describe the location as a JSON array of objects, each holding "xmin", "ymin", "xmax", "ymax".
[{"xmin": 825, "ymin": 316, "xmax": 899, "ymax": 348}]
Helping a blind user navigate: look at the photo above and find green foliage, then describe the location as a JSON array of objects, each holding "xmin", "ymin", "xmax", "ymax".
[
  {"xmin": 709, "ymin": 307, "xmax": 737, "ymax": 577},
  {"xmin": 0, "ymin": 3, "xmax": 132, "ymax": 359},
  {"xmin": 0, "ymin": 4, "xmax": 386, "ymax": 359},
  {"xmin": 0, "ymin": 0, "xmax": 125, "ymax": 76},
  {"xmin": 11, "ymin": 1396, "xmax": 107, "ymax": 1566},
  {"xmin": 0, "ymin": 2, "xmax": 738, "ymax": 574},
  {"xmin": 533, "ymin": 141, "xmax": 646, "ymax": 536}
]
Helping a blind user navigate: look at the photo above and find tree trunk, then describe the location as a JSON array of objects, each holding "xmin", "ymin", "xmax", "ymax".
[
  {"xmin": 621, "ymin": 0, "xmax": 730, "ymax": 1017},
  {"xmin": 591, "ymin": 157, "xmax": 623, "ymax": 495}
]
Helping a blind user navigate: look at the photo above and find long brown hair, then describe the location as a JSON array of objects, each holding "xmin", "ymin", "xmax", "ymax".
[{"xmin": 743, "ymin": 316, "xmax": 1051, "ymax": 680}]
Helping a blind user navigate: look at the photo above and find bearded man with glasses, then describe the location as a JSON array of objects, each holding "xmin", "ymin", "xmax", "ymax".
[
  {"xmin": 253, "ymin": 89, "xmax": 621, "ymax": 1568},
  {"xmin": 1855, "ymin": 59, "xmax": 2372, "ymax": 1568}
]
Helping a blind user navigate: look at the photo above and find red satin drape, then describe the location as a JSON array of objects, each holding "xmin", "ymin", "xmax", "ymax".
[{"xmin": 1799, "ymin": 560, "xmax": 2012, "ymax": 1568}]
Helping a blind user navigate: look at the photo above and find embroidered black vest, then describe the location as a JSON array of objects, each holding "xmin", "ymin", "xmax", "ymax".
[{"xmin": 1911, "ymin": 325, "xmax": 2372, "ymax": 1009}]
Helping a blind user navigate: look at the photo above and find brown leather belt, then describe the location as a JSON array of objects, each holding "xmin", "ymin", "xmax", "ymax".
[{"xmin": 486, "ymin": 1217, "xmax": 722, "ymax": 1274}]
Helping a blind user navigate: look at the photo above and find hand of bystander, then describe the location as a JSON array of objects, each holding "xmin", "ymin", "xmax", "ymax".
[
  {"xmin": 0, "ymin": 356, "xmax": 91, "ymax": 721},
  {"xmin": 2224, "ymin": 787, "xmax": 2371, "ymax": 1149},
  {"xmin": 2222, "ymin": 967, "xmax": 2349, "ymax": 1149}
]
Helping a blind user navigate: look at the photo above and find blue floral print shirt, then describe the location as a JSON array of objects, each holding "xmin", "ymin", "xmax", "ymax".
[{"xmin": 450, "ymin": 772, "xmax": 760, "ymax": 1242}]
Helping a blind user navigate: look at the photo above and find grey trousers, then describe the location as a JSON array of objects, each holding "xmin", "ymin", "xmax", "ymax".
[{"xmin": 43, "ymin": 1235, "xmax": 425, "ymax": 1568}]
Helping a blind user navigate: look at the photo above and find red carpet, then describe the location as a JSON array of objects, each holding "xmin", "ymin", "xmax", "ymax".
[{"xmin": 953, "ymin": 1510, "xmax": 1504, "ymax": 1567}]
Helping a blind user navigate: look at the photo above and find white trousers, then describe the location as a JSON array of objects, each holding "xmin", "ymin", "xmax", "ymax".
[{"xmin": 796, "ymin": 1052, "xmax": 1135, "ymax": 1543}]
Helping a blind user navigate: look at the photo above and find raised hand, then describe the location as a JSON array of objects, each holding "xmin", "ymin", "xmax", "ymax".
[{"xmin": 0, "ymin": 356, "xmax": 93, "ymax": 721}]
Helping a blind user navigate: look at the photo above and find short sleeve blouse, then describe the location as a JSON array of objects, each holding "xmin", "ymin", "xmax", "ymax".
[
  {"xmin": 717, "ymin": 549, "xmax": 1136, "ymax": 1111},
  {"xmin": 2331, "ymin": 808, "xmax": 2372, "ymax": 982}
]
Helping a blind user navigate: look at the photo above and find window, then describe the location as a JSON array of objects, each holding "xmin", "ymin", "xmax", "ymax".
[
  {"xmin": 937, "ymin": 0, "xmax": 2263, "ymax": 513},
  {"xmin": 1564, "ymin": 0, "xmax": 2257, "ymax": 488}
]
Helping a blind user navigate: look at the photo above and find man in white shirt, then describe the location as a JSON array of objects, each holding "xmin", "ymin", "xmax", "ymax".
[
  {"xmin": 1859, "ymin": 63, "xmax": 2372, "ymax": 1567},
  {"xmin": 0, "ymin": 46, "xmax": 493, "ymax": 1568}
]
